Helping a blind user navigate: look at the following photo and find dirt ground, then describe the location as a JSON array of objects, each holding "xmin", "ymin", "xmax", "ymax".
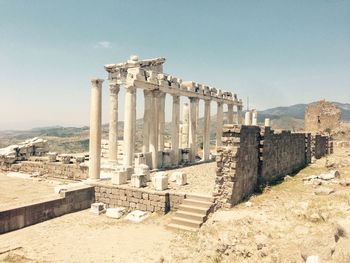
[
  {"xmin": 0, "ymin": 147, "xmax": 349, "ymax": 263},
  {"xmin": 0, "ymin": 172, "xmax": 59, "ymax": 210}
]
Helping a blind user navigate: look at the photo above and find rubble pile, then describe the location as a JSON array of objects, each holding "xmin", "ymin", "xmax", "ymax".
[{"xmin": 0, "ymin": 137, "xmax": 49, "ymax": 164}]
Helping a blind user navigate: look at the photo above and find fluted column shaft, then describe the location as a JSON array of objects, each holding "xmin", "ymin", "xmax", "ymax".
[
  {"xmin": 89, "ymin": 79, "xmax": 103, "ymax": 180},
  {"xmin": 142, "ymin": 90, "xmax": 152, "ymax": 153},
  {"xmin": 237, "ymin": 105, "xmax": 243, "ymax": 124},
  {"xmin": 182, "ymin": 103, "xmax": 190, "ymax": 148},
  {"xmin": 149, "ymin": 91, "xmax": 160, "ymax": 169},
  {"xmin": 216, "ymin": 102, "xmax": 223, "ymax": 148},
  {"xmin": 158, "ymin": 93, "xmax": 166, "ymax": 151},
  {"xmin": 227, "ymin": 104, "xmax": 234, "ymax": 124},
  {"xmin": 123, "ymin": 85, "xmax": 136, "ymax": 167},
  {"xmin": 171, "ymin": 95, "xmax": 180, "ymax": 165},
  {"xmin": 203, "ymin": 100, "xmax": 211, "ymax": 161},
  {"xmin": 108, "ymin": 82, "xmax": 120, "ymax": 161},
  {"xmin": 189, "ymin": 97, "xmax": 198, "ymax": 162}
]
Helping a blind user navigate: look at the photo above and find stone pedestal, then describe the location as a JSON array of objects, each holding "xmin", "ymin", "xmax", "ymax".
[
  {"xmin": 111, "ymin": 171, "xmax": 127, "ymax": 185},
  {"xmin": 171, "ymin": 95, "xmax": 180, "ymax": 165},
  {"xmin": 216, "ymin": 102, "xmax": 223, "ymax": 148},
  {"xmin": 123, "ymin": 85, "xmax": 136, "ymax": 167},
  {"xmin": 175, "ymin": 171, "xmax": 187, "ymax": 185},
  {"xmin": 264, "ymin": 118, "xmax": 270, "ymax": 127},
  {"xmin": 131, "ymin": 174, "xmax": 147, "ymax": 188},
  {"xmin": 203, "ymin": 100, "xmax": 211, "ymax": 161},
  {"xmin": 134, "ymin": 164, "xmax": 150, "ymax": 181},
  {"xmin": 153, "ymin": 172, "xmax": 168, "ymax": 191},
  {"xmin": 89, "ymin": 78, "xmax": 103, "ymax": 180},
  {"xmin": 108, "ymin": 82, "xmax": 120, "ymax": 161}
]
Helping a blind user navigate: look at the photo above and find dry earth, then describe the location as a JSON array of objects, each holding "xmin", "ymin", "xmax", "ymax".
[{"xmin": 0, "ymin": 148, "xmax": 349, "ymax": 263}]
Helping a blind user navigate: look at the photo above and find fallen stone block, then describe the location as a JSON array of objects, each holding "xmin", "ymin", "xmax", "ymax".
[
  {"xmin": 153, "ymin": 171, "xmax": 168, "ymax": 191},
  {"xmin": 126, "ymin": 210, "xmax": 148, "ymax": 222},
  {"xmin": 90, "ymin": 202, "xmax": 106, "ymax": 215},
  {"xmin": 314, "ymin": 187, "xmax": 335, "ymax": 195},
  {"xmin": 175, "ymin": 172, "xmax": 187, "ymax": 186},
  {"xmin": 106, "ymin": 207, "xmax": 126, "ymax": 219}
]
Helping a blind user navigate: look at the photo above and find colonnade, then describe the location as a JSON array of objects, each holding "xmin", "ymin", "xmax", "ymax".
[{"xmin": 88, "ymin": 56, "xmax": 243, "ymax": 180}]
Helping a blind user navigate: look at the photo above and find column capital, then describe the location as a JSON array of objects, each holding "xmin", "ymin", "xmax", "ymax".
[
  {"xmin": 125, "ymin": 85, "xmax": 137, "ymax": 93},
  {"xmin": 153, "ymin": 90, "xmax": 165, "ymax": 98},
  {"xmin": 143, "ymin": 89, "xmax": 153, "ymax": 98},
  {"xmin": 172, "ymin": 94, "xmax": 180, "ymax": 103},
  {"xmin": 189, "ymin": 97, "xmax": 199, "ymax": 103},
  {"xmin": 204, "ymin": 99, "xmax": 211, "ymax": 105},
  {"xmin": 91, "ymin": 78, "xmax": 104, "ymax": 87},
  {"xmin": 109, "ymin": 82, "xmax": 120, "ymax": 94},
  {"xmin": 217, "ymin": 101, "xmax": 223, "ymax": 107}
]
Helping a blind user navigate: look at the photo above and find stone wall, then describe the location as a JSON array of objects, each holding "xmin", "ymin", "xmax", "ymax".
[
  {"xmin": 0, "ymin": 185, "xmax": 94, "ymax": 234},
  {"xmin": 93, "ymin": 183, "xmax": 185, "ymax": 214},
  {"xmin": 313, "ymin": 134, "xmax": 329, "ymax": 159},
  {"xmin": 215, "ymin": 125, "xmax": 330, "ymax": 208},
  {"xmin": 214, "ymin": 125, "xmax": 260, "ymax": 208},
  {"xmin": 0, "ymin": 161, "xmax": 88, "ymax": 180},
  {"xmin": 259, "ymin": 128, "xmax": 308, "ymax": 183}
]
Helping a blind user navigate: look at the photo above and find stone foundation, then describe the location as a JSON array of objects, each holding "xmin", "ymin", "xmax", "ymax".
[
  {"xmin": 0, "ymin": 185, "xmax": 94, "ymax": 234},
  {"xmin": 1, "ymin": 161, "xmax": 88, "ymax": 180},
  {"xmin": 93, "ymin": 183, "xmax": 185, "ymax": 214}
]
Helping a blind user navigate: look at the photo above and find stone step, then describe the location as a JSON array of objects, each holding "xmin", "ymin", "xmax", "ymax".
[
  {"xmin": 178, "ymin": 204, "xmax": 209, "ymax": 216},
  {"xmin": 171, "ymin": 217, "xmax": 202, "ymax": 228},
  {"xmin": 174, "ymin": 211, "xmax": 206, "ymax": 221},
  {"xmin": 185, "ymin": 194, "xmax": 214, "ymax": 203},
  {"xmin": 167, "ymin": 223, "xmax": 198, "ymax": 232},
  {"xmin": 182, "ymin": 199, "xmax": 213, "ymax": 209}
]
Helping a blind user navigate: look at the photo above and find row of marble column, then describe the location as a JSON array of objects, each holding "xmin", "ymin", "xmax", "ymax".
[{"xmin": 88, "ymin": 79, "xmax": 243, "ymax": 179}]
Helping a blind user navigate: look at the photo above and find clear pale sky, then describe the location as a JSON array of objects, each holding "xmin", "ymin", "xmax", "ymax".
[{"xmin": 0, "ymin": 0, "xmax": 349, "ymax": 130}]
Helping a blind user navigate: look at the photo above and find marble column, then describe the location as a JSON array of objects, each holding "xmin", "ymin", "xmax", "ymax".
[
  {"xmin": 189, "ymin": 97, "xmax": 198, "ymax": 162},
  {"xmin": 264, "ymin": 118, "xmax": 270, "ymax": 127},
  {"xmin": 108, "ymin": 82, "xmax": 120, "ymax": 161},
  {"xmin": 131, "ymin": 89, "xmax": 137, "ymax": 160},
  {"xmin": 203, "ymin": 100, "xmax": 211, "ymax": 161},
  {"xmin": 216, "ymin": 102, "xmax": 223, "ymax": 148},
  {"xmin": 142, "ymin": 90, "xmax": 152, "ymax": 153},
  {"xmin": 123, "ymin": 85, "xmax": 136, "ymax": 167},
  {"xmin": 149, "ymin": 91, "xmax": 159, "ymax": 169},
  {"xmin": 158, "ymin": 92, "xmax": 166, "ymax": 151},
  {"xmin": 237, "ymin": 105, "xmax": 243, "ymax": 124},
  {"xmin": 245, "ymin": 111, "xmax": 251, "ymax": 125},
  {"xmin": 252, "ymin": 109, "xmax": 257, "ymax": 126},
  {"xmin": 89, "ymin": 79, "xmax": 103, "ymax": 180},
  {"xmin": 227, "ymin": 104, "xmax": 234, "ymax": 124},
  {"xmin": 182, "ymin": 103, "xmax": 190, "ymax": 148},
  {"xmin": 171, "ymin": 95, "xmax": 180, "ymax": 165}
]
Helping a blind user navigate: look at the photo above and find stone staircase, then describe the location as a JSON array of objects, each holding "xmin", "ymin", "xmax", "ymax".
[{"xmin": 167, "ymin": 194, "xmax": 215, "ymax": 231}]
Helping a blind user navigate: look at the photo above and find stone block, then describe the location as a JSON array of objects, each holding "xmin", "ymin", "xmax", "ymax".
[
  {"xmin": 111, "ymin": 171, "xmax": 127, "ymax": 185},
  {"xmin": 134, "ymin": 164, "xmax": 150, "ymax": 181},
  {"xmin": 126, "ymin": 210, "xmax": 148, "ymax": 222},
  {"xmin": 131, "ymin": 174, "xmax": 147, "ymax": 188},
  {"xmin": 105, "ymin": 207, "xmax": 126, "ymax": 219},
  {"xmin": 175, "ymin": 172, "xmax": 187, "ymax": 186},
  {"xmin": 153, "ymin": 171, "xmax": 168, "ymax": 191},
  {"xmin": 90, "ymin": 202, "xmax": 105, "ymax": 214}
]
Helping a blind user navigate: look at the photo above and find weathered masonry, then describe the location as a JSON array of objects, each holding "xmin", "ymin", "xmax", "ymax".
[
  {"xmin": 215, "ymin": 125, "xmax": 331, "ymax": 208},
  {"xmin": 88, "ymin": 55, "xmax": 244, "ymax": 180}
]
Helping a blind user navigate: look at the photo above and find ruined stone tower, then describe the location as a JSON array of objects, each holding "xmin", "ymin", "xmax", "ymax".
[{"xmin": 304, "ymin": 100, "xmax": 341, "ymax": 132}]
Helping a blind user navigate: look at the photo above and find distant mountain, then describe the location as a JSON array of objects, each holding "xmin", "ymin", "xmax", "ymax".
[{"xmin": 259, "ymin": 102, "xmax": 350, "ymax": 122}]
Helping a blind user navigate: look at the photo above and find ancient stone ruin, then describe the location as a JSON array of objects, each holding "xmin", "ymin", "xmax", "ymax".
[
  {"xmin": 305, "ymin": 100, "xmax": 341, "ymax": 132},
  {"xmin": 88, "ymin": 55, "xmax": 244, "ymax": 180}
]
